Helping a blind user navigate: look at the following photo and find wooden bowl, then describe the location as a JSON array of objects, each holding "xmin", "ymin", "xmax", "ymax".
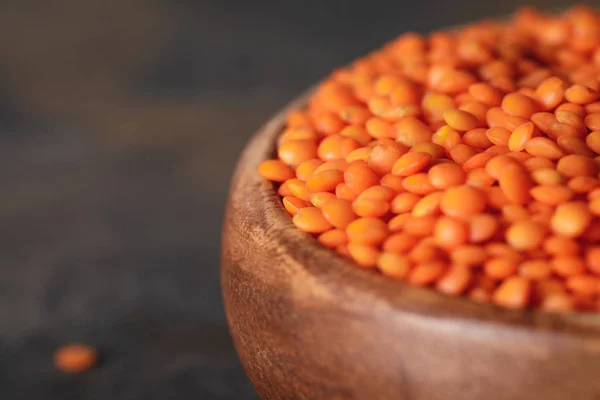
[{"xmin": 221, "ymin": 89, "xmax": 600, "ymax": 400}]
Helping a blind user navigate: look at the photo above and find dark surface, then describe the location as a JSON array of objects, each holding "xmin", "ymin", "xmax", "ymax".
[{"xmin": 0, "ymin": 0, "xmax": 574, "ymax": 398}]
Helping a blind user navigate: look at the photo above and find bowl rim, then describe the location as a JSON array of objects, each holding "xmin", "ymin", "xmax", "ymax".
[{"xmin": 232, "ymin": 86, "xmax": 600, "ymax": 338}]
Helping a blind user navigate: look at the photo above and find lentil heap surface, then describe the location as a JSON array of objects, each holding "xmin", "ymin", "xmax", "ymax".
[{"xmin": 258, "ymin": 5, "xmax": 600, "ymax": 312}]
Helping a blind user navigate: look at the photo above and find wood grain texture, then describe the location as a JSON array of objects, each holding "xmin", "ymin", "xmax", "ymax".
[{"xmin": 222, "ymin": 89, "xmax": 600, "ymax": 400}]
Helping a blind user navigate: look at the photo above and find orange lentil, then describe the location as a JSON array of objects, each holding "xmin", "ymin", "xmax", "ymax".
[
  {"xmin": 462, "ymin": 152, "xmax": 496, "ymax": 171},
  {"xmin": 391, "ymin": 151, "xmax": 432, "ymax": 176},
  {"xmin": 434, "ymin": 216, "xmax": 469, "ymax": 249},
  {"xmin": 557, "ymin": 102, "xmax": 585, "ymax": 117},
  {"xmin": 339, "ymin": 106, "xmax": 372, "ymax": 125},
  {"xmin": 436, "ymin": 264, "xmax": 473, "ymax": 296},
  {"xmin": 443, "ymin": 108, "xmax": 481, "ymax": 131},
  {"xmin": 566, "ymin": 275, "xmax": 600, "ymax": 296},
  {"xmin": 557, "ymin": 154, "xmax": 598, "ymax": 177},
  {"xmin": 345, "ymin": 147, "xmax": 372, "ymax": 163},
  {"xmin": 493, "ymin": 277, "xmax": 531, "ymax": 309},
  {"xmin": 535, "ymin": 76, "xmax": 566, "ymax": 110},
  {"xmin": 459, "ymin": 101, "xmax": 489, "ymax": 123},
  {"xmin": 388, "ymin": 213, "xmax": 411, "ymax": 232},
  {"xmin": 346, "ymin": 217, "xmax": 389, "ymax": 246},
  {"xmin": 587, "ymin": 131, "xmax": 600, "ymax": 154},
  {"xmin": 313, "ymin": 159, "xmax": 349, "ymax": 175},
  {"xmin": 431, "ymin": 125, "xmax": 461, "ymax": 150},
  {"xmin": 590, "ymin": 187, "xmax": 600, "ymax": 199},
  {"xmin": 463, "ymin": 128, "xmax": 493, "ymax": 149},
  {"xmin": 293, "ymin": 207, "xmax": 333, "ymax": 233},
  {"xmin": 383, "ymin": 232, "xmax": 419, "ymax": 254},
  {"xmin": 282, "ymin": 196, "xmax": 308, "ymax": 215},
  {"xmin": 318, "ymin": 135, "xmax": 361, "ymax": 161},
  {"xmin": 557, "ymin": 136, "xmax": 595, "ymax": 157},
  {"xmin": 352, "ymin": 198, "xmax": 389, "ymax": 218},
  {"xmin": 295, "ymin": 159, "xmax": 324, "ymax": 181},
  {"xmin": 467, "ymin": 168, "xmax": 495, "ymax": 188},
  {"xmin": 287, "ymin": 179, "xmax": 311, "ymax": 202},
  {"xmin": 404, "ymin": 215, "xmax": 438, "ymax": 237},
  {"xmin": 306, "ymin": 169, "xmax": 344, "ymax": 193},
  {"xmin": 505, "ymin": 152, "xmax": 532, "ymax": 163},
  {"xmin": 486, "ymin": 127, "xmax": 511, "ymax": 146},
  {"xmin": 390, "ymin": 192, "xmax": 421, "ymax": 214},
  {"xmin": 347, "ymin": 243, "xmax": 380, "ymax": 268},
  {"xmin": 287, "ymin": 110, "xmax": 313, "ymax": 128},
  {"xmin": 259, "ymin": 7, "xmax": 600, "ymax": 312},
  {"xmin": 318, "ymin": 229, "xmax": 348, "ymax": 248},
  {"xmin": 485, "ymin": 258, "xmax": 519, "ymax": 280},
  {"xmin": 486, "ymin": 243, "xmax": 523, "ymax": 264},
  {"xmin": 556, "ymin": 110, "xmax": 587, "ymax": 132},
  {"xmin": 340, "ymin": 125, "xmax": 372, "ymax": 145},
  {"xmin": 508, "ymin": 122, "xmax": 535, "ymax": 152},
  {"xmin": 368, "ymin": 144, "xmax": 402, "ymax": 175},
  {"xmin": 402, "ymin": 173, "xmax": 436, "ymax": 195},
  {"xmin": 450, "ymin": 244, "xmax": 487, "ymax": 266},
  {"xmin": 524, "ymin": 156, "xmax": 555, "ymax": 171},
  {"xmin": 412, "ymin": 191, "xmax": 444, "ymax": 217},
  {"xmin": 502, "ymin": 204, "xmax": 530, "ymax": 223},
  {"xmin": 469, "ymin": 82, "xmax": 502, "ymax": 106},
  {"xmin": 486, "ymin": 186, "xmax": 511, "ymax": 210},
  {"xmin": 569, "ymin": 176, "xmax": 600, "ymax": 194},
  {"xmin": 395, "ymin": 117, "xmax": 433, "ymax": 147},
  {"xmin": 530, "ymin": 185, "xmax": 575, "ymax": 205},
  {"xmin": 54, "ymin": 344, "xmax": 97, "ymax": 374},
  {"xmin": 321, "ymin": 199, "xmax": 356, "ymax": 229},
  {"xmin": 313, "ymin": 112, "xmax": 345, "ymax": 135},
  {"xmin": 335, "ymin": 183, "xmax": 357, "ymax": 201},
  {"xmin": 506, "ymin": 220, "xmax": 546, "ymax": 250},
  {"xmin": 501, "ymin": 92, "xmax": 538, "ymax": 119},
  {"xmin": 551, "ymin": 256, "xmax": 586, "ymax": 277},
  {"xmin": 428, "ymin": 163, "xmax": 466, "ymax": 189},
  {"xmin": 441, "ymin": 185, "xmax": 486, "ymax": 219},
  {"xmin": 519, "ymin": 68, "xmax": 550, "ymax": 88},
  {"xmin": 277, "ymin": 180, "xmax": 293, "ymax": 197},
  {"xmin": 422, "ymin": 92, "xmax": 456, "ymax": 121},
  {"xmin": 356, "ymin": 185, "xmax": 395, "ymax": 202},
  {"xmin": 530, "ymin": 112, "xmax": 557, "ymax": 134},
  {"xmin": 411, "ymin": 142, "xmax": 446, "ymax": 160},
  {"xmin": 498, "ymin": 163, "xmax": 532, "ymax": 204},
  {"xmin": 524, "ymin": 137, "xmax": 565, "ymax": 159},
  {"xmin": 564, "ymin": 84, "xmax": 600, "ymax": 104},
  {"xmin": 485, "ymin": 155, "xmax": 517, "ymax": 179},
  {"xmin": 519, "ymin": 260, "xmax": 552, "ymax": 281},
  {"xmin": 380, "ymin": 173, "xmax": 404, "ymax": 192},
  {"xmin": 279, "ymin": 127, "xmax": 319, "ymax": 143},
  {"xmin": 408, "ymin": 261, "xmax": 448, "ymax": 286},
  {"xmin": 258, "ymin": 160, "xmax": 295, "ymax": 182},
  {"xmin": 344, "ymin": 160, "xmax": 379, "ymax": 193},
  {"xmin": 377, "ymin": 252, "xmax": 412, "ymax": 279},
  {"xmin": 485, "ymin": 145, "xmax": 510, "ymax": 154},
  {"xmin": 278, "ymin": 139, "xmax": 318, "ymax": 166},
  {"xmin": 365, "ymin": 117, "xmax": 394, "ymax": 139},
  {"xmin": 531, "ymin": 168, "xmax": 564, "ymax": 185},
  {"xmin": 449, "ymin": 144, "xmax": 477, "ymax": 166},
  {"xmin": 428, "ymin": 65, "xmax": 476, "ymax": 94}
]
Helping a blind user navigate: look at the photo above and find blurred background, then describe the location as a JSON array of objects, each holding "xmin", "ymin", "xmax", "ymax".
[{"xmin": 0, "ymin": 0, "xmax": 581, "ymax": 398}]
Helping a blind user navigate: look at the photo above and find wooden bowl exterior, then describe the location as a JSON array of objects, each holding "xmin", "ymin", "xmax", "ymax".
[{"xmin": 221, "ymin": 90, "xmax": 600, "ymax": 400}]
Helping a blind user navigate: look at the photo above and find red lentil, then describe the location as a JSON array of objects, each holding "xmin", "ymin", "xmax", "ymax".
[
  {"xmin": 54, "ymin": 344, "xmax": 97, "ymax": 374},
  {"xmin": 258, "ymin": 6, "xmax": 600, "ymax": 312}
]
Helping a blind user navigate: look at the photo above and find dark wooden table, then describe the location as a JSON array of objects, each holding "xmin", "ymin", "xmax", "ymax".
[{"xmin": 0, "ymin": 0, "xmax": 568, "ymax": 398}]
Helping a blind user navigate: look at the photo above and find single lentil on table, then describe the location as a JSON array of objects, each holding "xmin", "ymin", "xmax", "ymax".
[{"xmin": 258, "ymin": 5, "xmax": 600, "ymax": 312}]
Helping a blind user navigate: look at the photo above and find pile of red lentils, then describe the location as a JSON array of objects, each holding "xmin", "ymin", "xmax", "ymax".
[{"xmin": 258, "ymin": 6, "xmax": 600, "ymax": 312}]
